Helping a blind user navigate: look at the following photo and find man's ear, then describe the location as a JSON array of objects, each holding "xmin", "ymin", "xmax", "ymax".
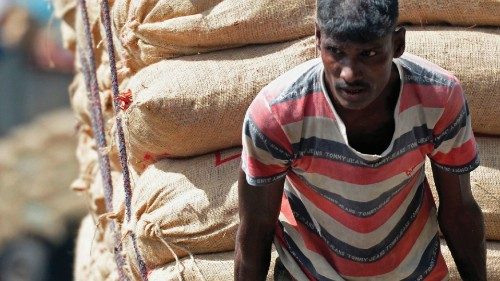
[
  {"xmin": 392, "ymin": 26, "xmax": 406, "ymax": 58},
  {"xmin": 315, "ymin": 23, "xmax": 321, "ymax": 51}
]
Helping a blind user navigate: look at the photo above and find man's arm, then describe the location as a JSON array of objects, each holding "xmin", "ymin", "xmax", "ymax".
[
  {"xmin": 234, "ymin": 169, "xmax": 285, "ymax": 281},
  {"xmin": 431, "ymin": 163, "xmax": 486, "ymax": 281}
]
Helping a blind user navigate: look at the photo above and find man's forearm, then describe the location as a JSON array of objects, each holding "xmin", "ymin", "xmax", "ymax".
[
  {"xmin": 234, "ymin": 222, "xmax": 275, "ymax": 281},
  {"xmin": 439, "ymin": 201, "xmax": 486, "ymax": 281},
  {"xmin": 235, "ymin": 170, "xmax": 284, "ymax": 280},
  {"xmin": 431, "ymin": 164, "xmax": 487, "ymax": 280}
]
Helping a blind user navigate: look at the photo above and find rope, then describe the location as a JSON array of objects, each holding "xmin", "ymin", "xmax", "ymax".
[
  {"xmin": 77, "ymin": 0, "xmax": 128, "ymax": 279},
  {"xmin": 153, "ymin": 225, "xmax": 207, "ymax": 281},
  {"xmin": 99, "ymin": 0, "xmax": 149, "ymax": 279}
]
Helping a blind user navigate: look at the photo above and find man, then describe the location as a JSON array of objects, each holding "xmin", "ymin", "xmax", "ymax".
[{"xmin": 234, "ymin": 0, "xmax": 486, "ymax": 280}]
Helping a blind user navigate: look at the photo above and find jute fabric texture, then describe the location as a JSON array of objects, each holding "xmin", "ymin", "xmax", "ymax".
[
  {"xmin": 119, "ymin": 148, "xmax": 241, "ymax": 278},
  {"xmin": 112, "ymin": 0, "xmax": 316, "ymax": 70},
  {"xmin": 122, "ymin": 37, "xmax": 316, "ymax": 170}
]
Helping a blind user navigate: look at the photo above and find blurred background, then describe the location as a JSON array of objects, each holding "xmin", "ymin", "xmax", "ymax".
[{"xmin": 0, "ymin": 0, "xmax": 86, "ymax": 280}]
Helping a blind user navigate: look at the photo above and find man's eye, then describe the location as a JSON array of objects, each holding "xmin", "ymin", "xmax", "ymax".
[
  {"xmin": 361, "ymin": 50, "xmax": 377, "ymax": 57},
  {"xmin": 327, "ymin": 47, "xmax": 342, "ymax": 55}
]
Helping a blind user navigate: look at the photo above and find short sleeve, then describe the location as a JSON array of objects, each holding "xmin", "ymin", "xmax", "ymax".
[
  {"xmin": 429, "ymin": 81, "xmax": 480, "ymax": 174},
  {"xmin": 241, "ymin": 93, "xmax": 293, "ymax": 186}
]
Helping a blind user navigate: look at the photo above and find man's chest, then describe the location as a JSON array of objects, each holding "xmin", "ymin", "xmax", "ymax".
[
  {"xmin": 346, "ymin": 118, "xmax": 396, "ymax": 155},
  {"xmin": 290, "ymin": 115, "xmax": 428, "ymax": 182}
]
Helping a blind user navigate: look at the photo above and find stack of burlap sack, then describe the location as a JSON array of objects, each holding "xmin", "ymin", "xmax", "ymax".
[
  {"xmin": 52, "ymin": 0, "xmax": 499, "ymax": 280},
  {"xmin": 53, "ymin": 0, "xmax": 315, "ymax": 279}
]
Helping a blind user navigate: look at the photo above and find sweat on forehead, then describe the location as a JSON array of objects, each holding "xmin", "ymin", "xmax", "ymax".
[{"xmin": 316, "ymin": 0, "xmax": 399, "ymax": 42}]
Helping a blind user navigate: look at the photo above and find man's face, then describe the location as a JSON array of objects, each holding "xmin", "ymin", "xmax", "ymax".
[{"xmin": 317, "ymin": 30, "xmax": 399, "ymax": 111}]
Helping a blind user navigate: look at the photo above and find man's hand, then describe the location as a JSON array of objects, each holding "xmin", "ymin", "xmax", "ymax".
[
  {"xmin": 431, "ymin": 162, "xmax": 486, "ymax": 281},
  {"xmin": 234, "ymin": 169, "xmax": 285, "ymax": 281}
]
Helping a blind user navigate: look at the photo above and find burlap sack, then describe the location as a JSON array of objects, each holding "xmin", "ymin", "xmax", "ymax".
[
  {"xmin": 74, "ymin": 215, "xmax": 95, "ymax": 280},
  {"xmin": 399, "ymin": 0, "xmax": 500, "ymax": 26},
  {"xmin": 59, "ymin": 21, "xmax": 77, "ymax": 51},
  {"xmin": 69, "ymin": 58, "xmax": 129, "ymax": 128},
  {"xmin": 52, "ymin": 0, "xmax": 76, "ymax": 25},
  {"xmin": 73, "ymin": 0, "xmax": 106, "ymax": 71},
  {"xmin": 122, "ymin": 36, "xmax": 316, "ymax": 170},
  {"xmin": 68, "ymin": 74, "xmax": 93, "ymax": 126},
  {"xmin": 426, "ymin": 137, "xmax": 500, "ymax": 241},
  {"xmin": 112, "ymin": 0, "xmax": 315, "ymax": 69},
  {"xmin": 441, "ymin": 240, "xmax": 500, "ymax": 280},
  {"xmin": 120, "ymin": 148, "xmax": 241, "ymax": 278},
  {"xmin": 52, "ymin": 0, "xmax": 77, "ymax": 50},
  {"xmin": 87, "ymin": 169, "xmax": 125, "ymax": 218},
  {"xmin": 70, "ymin": 124, "xmax": 99, "ymax": 193},
  {"xmin": 66, "ymin": 0, "xmax": 125, "ymax": 79},
  {"xmin": 74, "ymin": 214, "xmax": 121, "ymax": 281},
  {"xmin": 148, "ymin": 249, "xmax": 279, "ymax": 281},
  {"xmin": 405, "ymin": 27, "xmax": 500, "ymax": 136},
  {"xmin": 68, "ymin": 69, "xmax": 125, "ymax": 182},
  {"xmin": 71, "ymin": 122, "xmax": 122, "ymax": 179}
]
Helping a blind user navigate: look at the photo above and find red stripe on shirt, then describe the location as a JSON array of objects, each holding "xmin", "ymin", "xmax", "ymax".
[
  {"xmin": 287, "ymin": 171, "xmax": 420, "ymax": 233},
  {"xmin": 249, "ymin": 95, "xmax": 293, "ymax": 154},
  {"xmin": 430, "ymin": 138, "xmax": 477, "ymax": 166},
  {"xmin": 279, "ymin": 190, "xmax": 434, "ymax": 276},
  {"xmin": 261, "ymin": 86, "xmax": 289, "ymax": 103},
  {"xmin": 274, "ymin": 223, "xmax": 319, "ymax": 281},
  {"xmin": 276, "ymin": 194, "xmax": 318, "ymax": 280},
  {"xmin": 432, "ymin": 84, "xmax": 465, "ymax": 135},
  {"xmin": 399, "ymin": 84, "xmax": 449, "ymax": 112},
  {"xmin": 243, "ymin": 155, "xmax": 287, "ymax": 177},
  {"xmin": 296, "ymin": 150, "xmax": 424, "ymax": 185},
  {"xmin": 424, "ymin": 251, "xmax": 449, "ymax": 281},
  {"xmin": 271, "ymin": 92, "xmax": 335, "ymax": 126},
  {"xmin": 420, "ymin": 143, "xmax": 435, "ymax": 156}
]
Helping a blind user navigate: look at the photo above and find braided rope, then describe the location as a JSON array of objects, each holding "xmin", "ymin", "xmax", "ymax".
[
  {"xmin": 99, "ymin": 0, "xmax": 149, "ymax": 279},
  {"xmin": 77, "ymin": 0, "xmax": 128, "ymax": 279}
]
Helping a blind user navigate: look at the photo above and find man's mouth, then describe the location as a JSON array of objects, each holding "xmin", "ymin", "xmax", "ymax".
[{"xmin": 340, "ymin": 87, "xmax": 366, "ymax": 95}]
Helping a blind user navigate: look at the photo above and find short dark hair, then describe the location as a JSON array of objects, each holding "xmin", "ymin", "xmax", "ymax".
[{"xmin": 317, "ymin": 0, "xmax": 399, "ymax": 42}]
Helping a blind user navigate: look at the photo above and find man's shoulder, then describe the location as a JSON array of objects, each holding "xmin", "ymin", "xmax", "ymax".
[
  {"xmin": 397, "ymin": 53, "xmax": 460, "ymax": 87},
  {"xmin": 257, "ymin": 58, "xmax": 323, "ymax": 106},
  {"xmin": 244, "ymin": 58, "xmax": 323, "ymax": 138}
]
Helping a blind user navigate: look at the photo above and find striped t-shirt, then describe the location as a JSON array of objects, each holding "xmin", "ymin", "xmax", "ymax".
[{"xmin": 241, "ymin": 53, "xmax": 479, "ymax": 280}]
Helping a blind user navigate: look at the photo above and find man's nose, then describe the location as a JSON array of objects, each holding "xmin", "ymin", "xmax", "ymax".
[{"xmin": 339, "ymin": 60, "xmax": 362, "ymax": 83}]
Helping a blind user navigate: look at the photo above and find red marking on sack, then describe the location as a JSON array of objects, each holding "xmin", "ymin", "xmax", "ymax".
[
  {"xmin": 143, "ymin": 152, "xmax": 154, "ymax": 162},
  {"xmin": 138, "ymin": 152, "xmax": 155, "ymax": 170},
  {"xmin": 118, "ymin": 89, "xmax": 133, "ymax": 110},
  {"xmin": 215, "ymin": 151, "xmax": 241, "ymax": 167}
]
